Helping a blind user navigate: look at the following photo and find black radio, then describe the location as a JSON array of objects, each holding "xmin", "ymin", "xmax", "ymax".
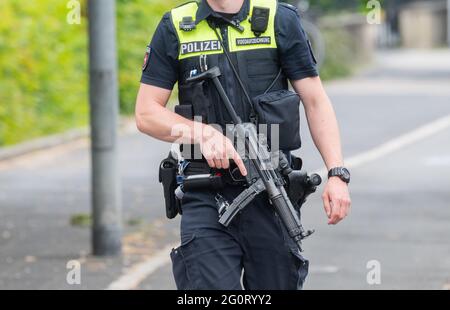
[
  {"xmin": 250, "ymin": 6, "xmax": 269, "ymax": 37},
  {"xmin": 179, "ymin": 16, "xmax": 196, "ymax": 31}
]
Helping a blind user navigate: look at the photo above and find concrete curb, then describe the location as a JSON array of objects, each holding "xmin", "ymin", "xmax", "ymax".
[
  {"xmin": 0, "ymin": 117, "xmax": 137, "ymax": 161},
  {"xmin": 0, "ymin": 128, "xmax": 89, "ymax": 161}
]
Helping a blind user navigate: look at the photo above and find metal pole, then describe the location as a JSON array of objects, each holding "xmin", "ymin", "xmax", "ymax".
[
  {"xmin": 88, "ymin": 0, "xmax": 122, "ymax": 256},
  {"xmin": 447, "ymin": 0, "xmax": 450, "ymax": 46}
]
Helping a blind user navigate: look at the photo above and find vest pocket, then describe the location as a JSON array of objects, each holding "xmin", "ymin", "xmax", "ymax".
[
  {"xmin": 253, "ymin": 90, "xmax": 301, "ymax": 151},
  {"xmin": 246, "ymin": 59, "xmax": 279, "ymax": 78},
  {"xmin": 178, "ymin": 81, "xmax": 217, "ymax": 124}
]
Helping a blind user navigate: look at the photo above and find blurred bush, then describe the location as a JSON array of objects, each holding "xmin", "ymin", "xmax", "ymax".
[
  {"xmin": 318, "ymin": 11, "xmax": 377, "ymax": 80},
  {"xmin": 308, "ymin": 0, "xmax": 385, "ymax": 13},
  {"xmin": 0, "ymin": 0, "xmax": 180, "ymax": 146},
  {"xmin": 0, "ymin": 0, "xmax": 89, "ymax": 146},
  {"xmin": 318, "ymin": 27, "xmax": 354, "ymax": 80},
  {"xmin": 116, "ymin": 0, "xmax": 181, "ymax": 114}
]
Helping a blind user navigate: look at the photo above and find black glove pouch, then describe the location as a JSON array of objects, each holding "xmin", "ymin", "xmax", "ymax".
[{"xmin": 252, "ymin": 89, "xmax": 301, "ymax": 151}]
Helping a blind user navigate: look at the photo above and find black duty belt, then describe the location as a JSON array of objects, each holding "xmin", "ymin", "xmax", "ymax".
[
  {"xmin": 183, "ymin": 160, "xmax": 245, "ymax": 187},
  {"xmin": 183, "ymin": 161, "xmax": 211, "ymax": 176}
]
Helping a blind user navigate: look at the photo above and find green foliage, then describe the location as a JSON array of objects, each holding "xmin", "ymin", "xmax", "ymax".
[
  {"xmin": 309, "ymin": 0, "xmax": 360, "ymax": 12},
  {"xmin": 0, "ymin": 0, "xmax": 89, "ymax": 146},
  {"xmin": 116, "ymin": 0, "xmax": 181, "ymax": 114},
  {"xmin": 309, "ymin": 0, "xmax": 385, "ymax": 13},
  {"xmin": 0, "ymin": 0, "xmax": 181, "ymax": 146},
  {"xmin": 70, "ymin": 213, "xmax": 92, "ymax": 228},
  {"xmin": 318, "ymin": 28, "xmax": 354, "ymax": 80},
  {"xmin": 359, "ymin": 0, "xmax": 385, "ymax": 13}
]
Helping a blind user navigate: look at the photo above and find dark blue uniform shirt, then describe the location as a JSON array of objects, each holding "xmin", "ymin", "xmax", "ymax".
[{"xmin": 141, "ymin": 0, "xmax": 318, "ymax": 90}]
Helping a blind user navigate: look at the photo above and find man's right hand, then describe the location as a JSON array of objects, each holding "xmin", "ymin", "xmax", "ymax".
[{"xmin": 196, "ymin": 124, "xmax": 247, "ymax": 176}]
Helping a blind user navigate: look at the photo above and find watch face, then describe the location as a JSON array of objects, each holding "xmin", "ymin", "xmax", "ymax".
[{"xmin": 341, "ymin": 168, "xmax": 350, "ymax": 182}]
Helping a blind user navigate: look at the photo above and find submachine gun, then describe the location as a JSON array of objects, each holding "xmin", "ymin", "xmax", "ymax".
[{"xmin": 186, "ymin": 66, "xmax": 321, "ymax": 252}]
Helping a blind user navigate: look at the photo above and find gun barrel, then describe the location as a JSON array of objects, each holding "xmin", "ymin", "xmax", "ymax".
[
  {"xmin": 269, "ymin": 190, "xmax": 305, "ymax": 249},
  {"xmin": 308, "ymin": 174, "xmax": 322, "ymax": 187}
]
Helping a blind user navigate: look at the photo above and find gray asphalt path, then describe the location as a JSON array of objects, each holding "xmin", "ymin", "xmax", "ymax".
[{"xmin": 0, "ymin": 49, "xmax": 449, "ymax": 289}]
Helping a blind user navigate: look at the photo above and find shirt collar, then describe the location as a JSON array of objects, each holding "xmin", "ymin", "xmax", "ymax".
[{"xmin": 195, "ymin": 0, "xmax": 250, "ymax": 24}]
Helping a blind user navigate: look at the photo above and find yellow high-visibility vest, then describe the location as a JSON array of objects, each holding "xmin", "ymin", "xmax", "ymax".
[{"xmin": 171, "ymin": 0, "xmax": 278, "ymax": 60}]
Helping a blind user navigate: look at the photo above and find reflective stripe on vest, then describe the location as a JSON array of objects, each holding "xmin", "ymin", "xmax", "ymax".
[{"xmin": 171, "ymin": 0, "xmax": 278, "ymax": 60}]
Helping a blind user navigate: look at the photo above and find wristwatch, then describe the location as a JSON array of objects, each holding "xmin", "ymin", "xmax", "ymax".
[{"xmin": 328, "ymin": 167, "xmax": 351, "ymax": 184}]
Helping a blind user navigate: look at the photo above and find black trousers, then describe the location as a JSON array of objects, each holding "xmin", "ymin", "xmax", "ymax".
[{"xmin": 170, "ymin": 186, "xmax": 309, "ymax": 290}]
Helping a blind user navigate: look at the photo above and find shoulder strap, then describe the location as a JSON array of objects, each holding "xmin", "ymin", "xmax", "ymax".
[{"xmin": 208, "ymin": 22, "xmax": 258, "ymax": 124}]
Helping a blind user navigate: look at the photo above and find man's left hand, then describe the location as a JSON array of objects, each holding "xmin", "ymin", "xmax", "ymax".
[{"xmin": 322, "ymin": 177, "xmax": 351, "ymax": 225}]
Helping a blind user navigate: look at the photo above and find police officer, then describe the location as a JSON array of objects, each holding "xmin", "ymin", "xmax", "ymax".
[{"xmin": 136, "ymin": 0, "xmax": 351, "ymax": 290}]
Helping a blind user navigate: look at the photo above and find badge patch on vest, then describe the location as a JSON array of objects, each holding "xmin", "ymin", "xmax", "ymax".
[
  {"xmin": 236, "ymin": 36, "xmax": 271, "ymax": 46},
  {"xmin": 142, "ymin": 46, "xmax": 151, "ymax": 71},
  {"xmin": 180, "ymin": 40, "xmax": 221, "ymax": 55}
]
